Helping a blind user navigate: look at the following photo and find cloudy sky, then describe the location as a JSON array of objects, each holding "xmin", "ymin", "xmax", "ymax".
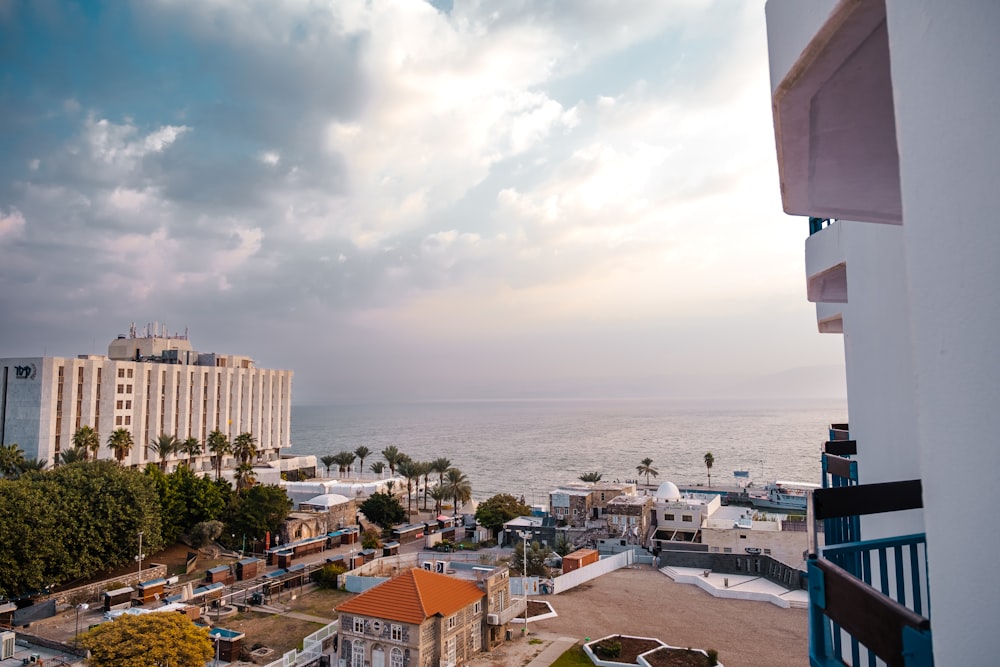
[{"xmin": 0, "ymin": 0, "xmax": 845, "ymax": 402}]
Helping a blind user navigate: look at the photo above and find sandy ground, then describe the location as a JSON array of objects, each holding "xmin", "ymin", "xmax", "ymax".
[{"xmin": 470, "ymin": 565, "xmax": 808, "ymax": 667}]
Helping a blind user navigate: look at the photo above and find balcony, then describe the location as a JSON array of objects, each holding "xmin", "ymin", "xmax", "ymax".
[
  {"xmin": 486, "ymin": 597, "xmax": 527, "ymax": 625},
  {"xmin": 807, "ymin": 480, "xmax": 933, "ymax": 666}
]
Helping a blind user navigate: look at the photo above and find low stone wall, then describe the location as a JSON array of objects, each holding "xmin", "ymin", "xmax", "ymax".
[{"xmin": 46, "ymin": 563, "xmax": 169, "ymax": 605}]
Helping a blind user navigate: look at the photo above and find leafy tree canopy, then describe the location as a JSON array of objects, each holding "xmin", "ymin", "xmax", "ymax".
[
  {"xmin": 222, "ymin": 483, "xmax": 291, "ymax": 542},
  {"xmin": 82, "ymin": 613, "xmax": 213, "ymax": 667},
  {"xmin": 359, "ymin": 491, "xmax": 406, "ymax": 530},
  {"xmin": 511, "ymin": 540, "xmax": 552, "ymax": 577},
  {"xmin": 475, "ymin": 493, "xmax": 532, "ymax": 532}
]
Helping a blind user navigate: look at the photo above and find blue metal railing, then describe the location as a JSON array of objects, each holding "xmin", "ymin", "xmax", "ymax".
[
  {"xmin": 821, "ymin": 446, "xmax": 860, "ymax": 549},
  {"xmin": 810, "ymin": 534, "xmax": 932, "ymax": 666},
  {"xmin": 810, "ymin": 217, "xmax": 836, "ymax": 235}
]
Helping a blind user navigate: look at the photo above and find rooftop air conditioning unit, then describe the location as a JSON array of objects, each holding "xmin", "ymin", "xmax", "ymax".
[
  {"xmin": 486, "ymin": 614, "xmax": 499, "ymax": 625},
  {"xmin": 1, "ymin": 631, "xmax": 14, "ymax": 660}
]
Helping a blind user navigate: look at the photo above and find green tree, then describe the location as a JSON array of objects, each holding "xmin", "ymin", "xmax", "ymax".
[
  {"xmin": 72, "ymin": 425, "xmax": 100, "ymax": 461},
  {"xmin": 443, "ymin": 468, "xmax": 472, "ymax": 516},
  {"xmin": 332, "ymin": 450, "xmax": 356, "ymax": 476},
  {"xmin": 207, "ymin": 429, "xmax": 231, "ymax": 480},
  {"xmin": 416, "ymin": 460, "xmax": 433, "ymax": 510},
  {"xmin": 232, "ymin": 432, "xmax": 258, "ymax": 464},
  {"xmin": 313, "ymin": 562, "xmax": 346, "ymax": 589},
  {"xmin": 234, "ymin": 461, "xmax": 257, "ymax": 492},
  {"xmin": 553, "ymin": 531, "xmax": 574, "ymax": 557},
  {"xmin": 381, "ymin": 445, "xmax": 403, "ymax": 477},
  {"xmin": 320, "ymin": 454, "xmax": 337, "ymax": 476},
  {"xmin": 579, "ymin": 471, "xmax": 603, "ymax": 482},
  {"xmin": 429, "ymin": 484, "xmax": 449, "ymax": 516},
  {"xmin": 0, "ymin": 479, "xmax": 58, "ymax": 597},
  {"xmin": 361, "ymin": 528, "xmax": 382, "ymax": 550},
  {"xmin": 704, "ymin": 452, "xmax": 715, "ymax": 487},
  {"xmin": 430, "ymin": 457, "xmax": 452, "ymax": 489},
  {"xmin": 397, "ymin": 459, "xmax": 420, "ymax": 516},
  {"xmin": 370, "ymin": 461, "xmax": 386, "ymax": 477},
  {"xmin": 57, "ymin": 447, "xmax": 88, "ymax": 465},
  {"xmin": 511, "ymin": 540, "xmax": 551, "ymax": 577},
  {"xmin": 81, "ymin": 612, "xmax": 213, "ymax": 667},
  {"xmin": 636, "ymin": 457, "xmax": 658, "ymax": 486},
  {"xmin": 179, "ymin": 437, "xmax": 202, "ymax": 468},
  {"xmin": 106, "ymin": 428, "xmax": 134, "ymax": 464},
  {"xmin": 354, "ymin": 445, "xmax": 371, "ymax": 478},
  {"xmin": 475, "ymin": 493, "xmax": 532, "ymax": 535},
  {"xmin": 148, "ymin": 433, "xmax": 179, "ymax": 471},
  {"xmin": 223, "ymin": 484, "xmax": 292, "ymax": 544},
  {"xmin": 15, "ymin": 457, "xmax": 48, "ymax": 477},
  {"xmin": 0, "ymin": 443, "xmax": 25, "ymax": 477},
  {"xmin": 359, "ymin": 491, "xmax": 406, "ymax": 530}
]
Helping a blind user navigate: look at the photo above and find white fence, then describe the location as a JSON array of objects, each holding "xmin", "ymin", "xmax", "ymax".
[
  {"xmin": 261, "ymin": 619, "xmax": 338, "ymax": 667},
  {"xmin": 550, "ymin": 550, "xmax": 634, "ymax": 594}
]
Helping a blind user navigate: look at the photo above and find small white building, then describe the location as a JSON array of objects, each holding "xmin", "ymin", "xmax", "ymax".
[
  {"xmin": 648, "ymin": 481, "xmax": 720, "ymax": 547},
  {"xmin": 701, "ymin": 505, "xmax": 812, "ymax": 570}
]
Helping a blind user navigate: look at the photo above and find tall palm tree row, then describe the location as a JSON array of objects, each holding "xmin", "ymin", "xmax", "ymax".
[
  {"xmin": 72, "ymin": 425, "xmax": 100, "ymax": 461},
  {"xmin": 207, "ymin": 430, "xmax": 231, "ymax": 481},
  {"xmin": 381, "ymin": 445, "xmax": 403, "ymax": 477},
  {"xmin": 332, "ymin": 451, "xmax": 356, "ymax": 476},
  {"xmin": 430, "ymin": 457, "xmax": 451, "ymax": 490},
  {"xmin": 443, "ymin": 468, "xmax": 472, "ymax": 517},
  {"xmin": 148, "ymin": 433, "xmax": 179, "ymax": 471},
  {"xmin": 354, "ymin": 446, "xmax": 371, "ymax": 478},
  {"xmin": 107, "ymin": 428, "xmax": 134, "ymax": 464},
  {"xmin": 397, "ymin": 458, "xmax": 420, "ymax": 516},
  {"xmin": 232, "ymin": 432, "xmax": 258, "ymax": 465}
]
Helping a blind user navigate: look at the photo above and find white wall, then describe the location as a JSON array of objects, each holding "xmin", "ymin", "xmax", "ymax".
[{"xmin": 886, "ymin": 1, "xmax": 1000, "ymax": 662}]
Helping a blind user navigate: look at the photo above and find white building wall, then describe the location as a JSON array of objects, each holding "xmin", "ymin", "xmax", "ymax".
[
  {"xmin": 885, "ymin": 1, "xmax": 1000, "ymax": 661},
  {"xmin": 1, "ymin": 350, "xmax": 292, "ymax": 470}
]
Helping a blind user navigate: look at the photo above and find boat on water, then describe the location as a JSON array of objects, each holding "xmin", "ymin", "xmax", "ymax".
[{"xmin": 748, "ymin": 480, "xmax": 820, "ymax": 513}]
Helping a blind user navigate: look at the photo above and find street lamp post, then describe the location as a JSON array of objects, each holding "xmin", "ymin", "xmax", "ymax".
[
  {"xmin": 516, "ymin": 530, "xmax": 530, "ymax": 636},
  {"xmin": 136, "ymin": 531, "xmax": 144, "ymax": 580},
  {"xmin": 74, "ymin": 603, "xmax": 89, "ymax": 647}
]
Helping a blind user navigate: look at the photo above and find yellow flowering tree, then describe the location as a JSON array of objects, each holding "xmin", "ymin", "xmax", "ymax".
[{"xmin": 81, "ymin": 613, "xmax": 214, "ymax": 667}]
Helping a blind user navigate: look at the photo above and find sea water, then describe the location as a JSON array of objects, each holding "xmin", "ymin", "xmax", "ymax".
[{"xmin": 290, "ymin": 398, "xmax": 847, "ymax": 504}]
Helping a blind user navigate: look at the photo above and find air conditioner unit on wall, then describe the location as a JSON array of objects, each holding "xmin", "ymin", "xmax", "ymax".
[
  {"xmin": 1, "ymin": 631, "xmax": 14, "ymax": 660},
  {"xmin": 486, "ymin": 614, "xmax": 499, "ymax": 625}
]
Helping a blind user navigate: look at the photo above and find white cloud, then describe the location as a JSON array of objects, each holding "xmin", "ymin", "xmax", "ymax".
[
  {"xmin": 83, "ymin": 116, "xmax": 189, "ymax": 167},
  {"xmin": 0, "ymin": 208, "xmax": 26, "ymax": 240},
  {"xmin": 259, "ymin": 150, "xmax": 281, "ymax": 166}
]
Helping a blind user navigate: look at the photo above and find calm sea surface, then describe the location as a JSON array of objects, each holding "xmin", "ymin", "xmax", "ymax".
[{"xmin": 289, "ymin": 398, "xmax": 847, "ymax": 505}]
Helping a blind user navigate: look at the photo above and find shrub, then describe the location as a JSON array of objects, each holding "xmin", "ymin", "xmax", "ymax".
[{"xmin": 313, "ymin": 563, "xmax": 347, "ymax": 589}]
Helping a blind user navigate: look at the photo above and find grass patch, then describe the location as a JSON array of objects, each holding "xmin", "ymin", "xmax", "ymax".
[
  {"xmin": 286, "ymin": 588, "xmax": 354, "ymax": 618},
  {"xmin": 550, "ymin": 645, "xmax": 593, "ymax": 667},
  {"xmin": 222, "ymin": 612, "xmax": 323, "ymax": 655}
]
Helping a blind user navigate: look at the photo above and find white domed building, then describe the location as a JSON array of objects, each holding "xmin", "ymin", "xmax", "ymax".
[{"xmin": 648, "ymin": 481, "xmax": 721, "ymax": 549}]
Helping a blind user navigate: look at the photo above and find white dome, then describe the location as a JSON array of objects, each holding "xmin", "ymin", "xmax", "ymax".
[
  {"xmin": 654, "ymin": 481, "xmax": 681, "ymax": 500},
  {"xmin": 304, "ymin": 493, "xmax": 350, "ymax": 508}
]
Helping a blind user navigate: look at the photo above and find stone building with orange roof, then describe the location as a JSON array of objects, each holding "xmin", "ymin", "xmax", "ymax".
[{"xmin": 335, "ymin": 565, "xmax": 521, "ymax": 667}]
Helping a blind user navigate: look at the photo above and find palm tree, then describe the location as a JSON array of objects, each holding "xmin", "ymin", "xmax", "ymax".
[
  {"xmin": 430, "ymin": 457, "xmax": 451, "ymax": 489},
  {"xmin": 72, "ymin": 425, "xmax": 100, "ymax": 461},
  {"xmin": 354, "ymin": 446, "xmax": 371, "ymax": 478},
  {"xmin": 579, "ymin": 471, "xmax": 603, "ymax": 482},
  {"xmin": 232, "ymin": 432, "xmax": 258, "ymax": 464},
  {"xmin": 234, "ymin": 462, "xmax": 257, "ymax": 492},
  {"xmin": 0, "ymin": 442, "xmax": 25, "ymax": 477},
  {"xmin": 381, "ymin": 445, "xmax": 403, "ymax": 477},
  {"xmin": 443, "ymin": 468, "xmax": 472, "ymax": 517},
  {"xmin": 332, "ymin": 451, "xmax": 356, "ymax": 476},
  {"xmin": 370, "ymin": 461, "xmax": 386, "ymax": 478},
  {"xmin": 636, "ymin": 457, "xmax": 659, "ymax": 487},
  {"xmin": 397, "ymin": 459, "xmax": 420, "ymax": 516},
  {"xmin": 148, "ymin": 433, "xmax": 179, "ymax": 471},
  {"xmin": 320, "ymin": 454, "xmax": 337, "ymax": 477},
  {"xmin": 704, "ymin": 452, "xmax": 715, "ymax": 487},
  {"xmin": 180, "ymin": 437, "xmax": 202, "ymax": 468},
  {"xmin": 384, "ymin": 479, "xmax": 396, "ymax": 494},
  {"xmin": 429, "ymin": 484, "xmax": 449, "ymax": 516},
  {"xmin": 15, "ymin": 457, "xmax": 47, "ymax": 477},
  {"xmin": 57, "ymin": 447, "xmax": 88, "ymax": 465},
  {"xmin": 207, "ymin": 429, "xmax": 231, "ymax": 480},
  {"xmin": 416, "ymin": 460, "xmax": 433, "ymax": 510},
  {"xmin": 107, "ymin": 428, "xmax": 135, "ymax": 464}
]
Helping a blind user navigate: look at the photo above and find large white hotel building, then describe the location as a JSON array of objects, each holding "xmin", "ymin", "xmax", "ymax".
[{"xmin": 0, "ymin": 324, "xmax": 292, "ymax": 471}]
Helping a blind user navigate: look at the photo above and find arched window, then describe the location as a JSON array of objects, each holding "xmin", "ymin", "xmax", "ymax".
[
  {"xmin": 390, "ymin": 647, "xmax": 404, "ymax": 667},
  {"xmin": 352, "ymin": 640, "xmax": 365, "ymax": 667}
]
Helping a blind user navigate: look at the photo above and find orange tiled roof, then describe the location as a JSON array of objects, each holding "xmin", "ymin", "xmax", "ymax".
[{"xmin": 336, "ymin": 568, "xmax": 485, "ymax": 625}]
